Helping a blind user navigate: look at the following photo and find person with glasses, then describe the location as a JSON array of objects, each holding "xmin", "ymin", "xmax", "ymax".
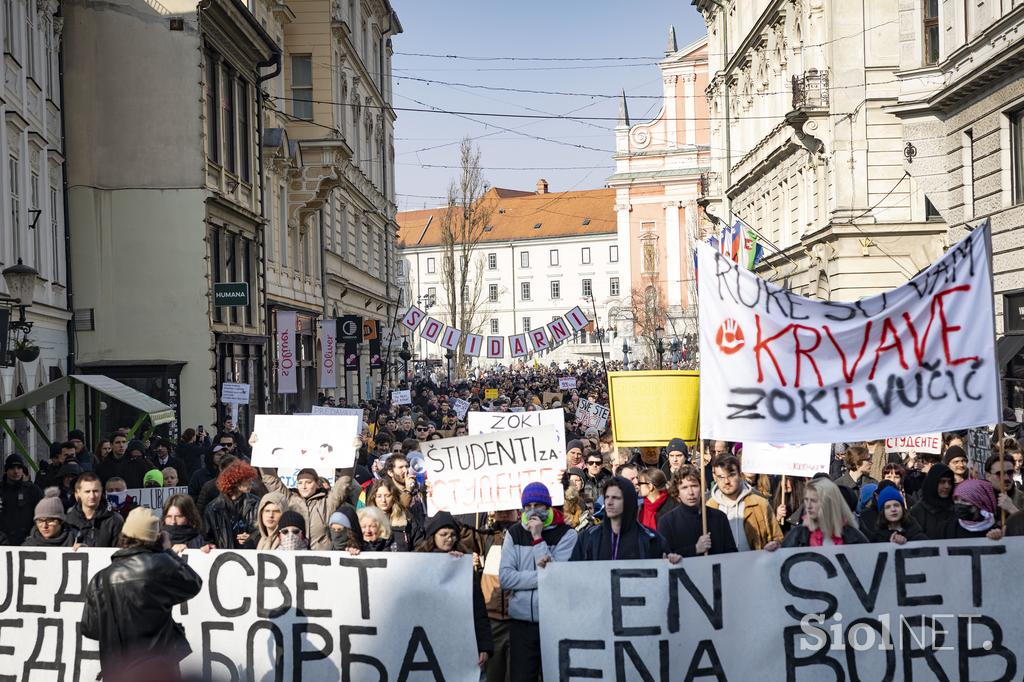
[
  {"xmin": 637, "ymin": 469, "xmax": 677, "ymax": 532},
  {"xmin": 582, "ymin": 453, "xmax": 611, "ymax": 499},
  {"xmin": 706, "ymin": 454, "xmax": 782, "ymax": 551},
  {"xmin": 276, "ymin": 511, "xmax": 309, "ymax": 550},
  {"xmin": 23, "ymin": 488, "xmax": 78, "ymax": 547},
  {"xmin": 414, "ymin": 420, "xmax": 431, "ymax": 443}
]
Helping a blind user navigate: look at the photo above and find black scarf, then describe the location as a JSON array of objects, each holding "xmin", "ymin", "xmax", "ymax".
[{"xmin": 165, "ymin": 524, "xmax": 202, "ymax": 545}]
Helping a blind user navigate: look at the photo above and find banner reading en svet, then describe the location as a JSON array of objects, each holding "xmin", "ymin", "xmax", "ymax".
[
  {"xmin": 424, "ymin": 425, "xmax": 564, "ymax": 515},
  {"xmin": 698, "ymin": 221, "xmax": 1000, "ymax": 442},
  {"xmin": 540, "ymin": 538, "xmax": 1024, "ymax": 680},
  {"xmin": 1, "ymin": 548, "xmax": 479, "ymax": 681}
]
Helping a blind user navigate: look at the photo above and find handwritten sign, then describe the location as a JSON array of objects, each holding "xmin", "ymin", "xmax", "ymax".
[
  {"xmin": 558, "ymin": 377, "xmax": 577, "ymax": 390},
  {"xmin": 117, "ymin": 486, "xmax": 189, "ymax": 511},
  {"xmin": 391, "ymin": 390, "xmax": 412, "ymax": 405},
  {"xmin": 451, "ymin": 398, "xmax": 470, "ymax": 420},
  {"xmin": 467, "ymin": 408, "xmax": 566, "ymax": 455},
  {"xmin": 740, "ymin": 442, "xmax": 831, "ymax": 476},
  {"xmin": 885, "ymin": 433, "xmax": 942, "ymax": 454},
  {"xmin": 311, "ymin": 405, "xmax": 365, "ymax": 432},
  {"xmin": 424, "ymin": 426, "xmax": 565, "ymax": 515},
  {"xmin": 220, "ymin": 382, "xmax": 250, "ymax": 404},
  {"xmin": 250, "ymin": 414, "xmax": 358, "ymax": 471},
  {"xmin": 575, "ymin": 398, "xmax": 609, "ymax": 432}
]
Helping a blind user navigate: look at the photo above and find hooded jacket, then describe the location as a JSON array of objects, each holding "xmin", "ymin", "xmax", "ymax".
[
  {"xmin": 499, "ymin": 509, "xmax": 578, "ymax": 623},
  {"xmin": 188, "ymin": 448, "xmax": 218, "ymax": 500},
  {"xmin": 0, "ymin": 474, "xmax": 43, "ymax": 545},
  {"xmin": 571, "ymin": 476, "xmax": 668, "ymax": 561},
  {"xmin": 707, "ymin": 482, "xmax": 783, "ymax": 551},
  {"xmin": 261, "ymin": 469, "xmax": 360, "ymax": 551},
  {"xmin": 120, "ymin": 441, "xmax": 156, "ymax": 489},
  {"xmin": 203, "ymin": 492, "xmax": 260, "ymax": 549},
  {"xmin": 869, "ymin": 514, "xmax": 929, "ymax": 543},
  {"xmin": 657, "ymin": 501, "xmax": 738, "ymax": 556},
  {"xmin": 254, "ymin": 492, "xmax": 288, "ymax": 550},
  {"xmin": 65, "ymin": 501, "xmax": 124, "ymax": 548},
  {"xmin": 908, "ymin": 464, "xmax": 956, "ymax": 540}
]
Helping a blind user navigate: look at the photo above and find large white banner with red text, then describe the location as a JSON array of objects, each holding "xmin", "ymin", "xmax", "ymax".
[{"xmin": 698, "ymin": 221, "xmax": 999, "ymax": 442}]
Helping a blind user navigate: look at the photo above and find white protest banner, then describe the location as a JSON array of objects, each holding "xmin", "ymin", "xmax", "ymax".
[
  {"xmin": 392, "ymin": 389, "xmax": 412, "ymax": 405},
  {"xmin": 1, "ymin": 548, "xmax": 479, "ymax": 681},
  {"xmin": 117, "ymin": 486, "xmax": 189, "ymax": 510},
  {"xmin": 467, "ymin": 408, "xmax": 566, "ymax": 455},
  {"xmin": 886, "ymin": 433, "xmax": 942, "ymax": 454},
  {"xmin": 250, "ymin": 414, "xmax": 358, "ymax": 471},
  {"xmin": 541, "ymin": 538, "xmax": 1024, "ymax": 680},
  {"xmin": 311, "ymin": 405, "xmax": 365, "ymax": 432},
  {"xmin": 318, "ymin": 319, "xmax": 337, "ymax": 389},
  {"xmin": 740, "ymin": 442, "xmax": 831, "ymax": 476},
  {"xmin": 220, "ymin": 382, "xmax": 250, "ymax": 404},
  {"xmin": 575, "ymin": 398, "xmax": 609, "ymax": 431},
  {"xmin": 698, "ymin": 222, "xmax": 1000, "ymax": 442},
  {"xmin": 558, "ymin": 376, "xmax": 577, "ymax": 390},
  {"xmin": 424, "ymin": 425, "xmax": 565, "ymax": 515},
  {"xmin": 452, "ymin": 398, "xmax": 470, "ymax": 420},
  {"xmin": 276, "ymin": 310, "xmax": 297, "ymax": 394}
]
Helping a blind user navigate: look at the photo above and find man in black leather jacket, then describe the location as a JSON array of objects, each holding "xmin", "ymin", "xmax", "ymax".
[{"xmin": 82, "ymin": 507, "xmax": 202, "ymax": 681}]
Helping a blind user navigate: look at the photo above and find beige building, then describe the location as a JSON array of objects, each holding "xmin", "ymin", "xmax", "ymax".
[
  {"xmin": 64, "ymin": 0, "xmax": 279, "ymax": 436},
  {"xmin": 694, "ymin": 0, "xmax": 946, "ymax": 300}
]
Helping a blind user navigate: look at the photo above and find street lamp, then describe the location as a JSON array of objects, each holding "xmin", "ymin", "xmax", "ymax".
[
  {"xmin": 399, "ymin": 341, "xmax": 412, "ymax": 385},
  {"xmin": 655, "ymin": 326, "xmax": 665, "ymax": 370},
  {"xmin": 622, "ymin": 340, "xmax": 630, "ymax": 369},
  {"xmin": 1, "ymin": 258, "xmax": 39, "ymax": 365},
  {"xmin": 445, "ymin": 349, "xmax": 454, "ymax": 388}
]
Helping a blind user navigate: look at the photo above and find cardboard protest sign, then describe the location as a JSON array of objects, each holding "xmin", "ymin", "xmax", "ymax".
[
  {"xmin": 424, "ymin": 426, "xmax": 565, "ymax": 515},
  {"xmin": 451, "ymin": 398, "xmax": 470, "ymax": 420},
  {"xmin": 118, "ymin": 486, "xmax": 189, "ymax": 510},
  {"xmin": 607, "ymin": 370, "xmax": 699, "ymax": 446},
  {"xmin": 558, "ymin": 376, "xmax": 576, "ymax": 389},
  {"xmin": 2, "ymin": 549, "xmax": 479, "ymax": 681},
  {"xmin": 467, "ymin": 408, "xmax": 566, "ymax": 456},
  {"xmin": 311, "ymin": 405, "xmax": 365, "ymax": 432},
  {"xmin": 739, "ymin": 442, "xmax": 831, "ymax": 476},
  {"xmin": 250, "ymin": 414, "xmax": 358, "ymax": 471},
  {"xmin": 574, "ymin": 398, "xmax": 609, "ymax": 432},
  {"xmin": 391, "ymin": 389, "xmax": 412, "ymax": 405},
  {"xmin": 542, "ymin": 391, "xmax": 562, "ymax": 405},
  {"xmin": 698, "ymin": 222, "xmax": 1001, "ymax": 442},
  {"xmin": 541, "ymin": 538, "xmax": 1024, "ymax": 680},
  {"xmin": 885, "ymin": 433, "xmax": 942, "ymax": 454}
]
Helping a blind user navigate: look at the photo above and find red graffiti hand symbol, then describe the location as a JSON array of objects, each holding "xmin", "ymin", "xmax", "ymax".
[{"xmin": 715, "ymin": 319, "xmax": 745, "ymax": 355}]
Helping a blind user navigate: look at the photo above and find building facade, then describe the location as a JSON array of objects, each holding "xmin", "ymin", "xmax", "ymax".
[
  {"xmin": 0, "ymin": 0, "xmax": 68, "ymax": 461},
  {"xmin": 694, "ymin": 0, "xmax": 947, "ymax": 301},
  {"xmin": 397, "ymin": 184, "xmax": 621, "ymax": 369},
  {"xmin": 887, "ymin": 1, "xmax": 1024, "ymax": 408},
  {"xmin": 64, "ymin": 0, "xmax": 278, "ymax": 436},
  {"xmin": 608, "ymin": 32, "xmax": 710, "ymax": 366}
]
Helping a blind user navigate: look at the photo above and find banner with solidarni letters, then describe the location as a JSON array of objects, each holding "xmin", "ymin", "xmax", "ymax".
[
  {"xmin": 400, "ymin": 305, "xmax": 589, "ymax": 359},
  {"xmin": 697, "ymin": 221, "xmax": 1000, "ymax": 443}
]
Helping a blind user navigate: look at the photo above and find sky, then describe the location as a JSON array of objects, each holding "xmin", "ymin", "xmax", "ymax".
[{"xmin": 389, "ymin": 1, "xmax": 707, "ymax": 211}]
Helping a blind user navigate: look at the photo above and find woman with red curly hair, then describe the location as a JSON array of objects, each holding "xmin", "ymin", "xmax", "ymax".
[{"xmin": 203, "ymin": 462, "xmax": 260, "ymax": 548}]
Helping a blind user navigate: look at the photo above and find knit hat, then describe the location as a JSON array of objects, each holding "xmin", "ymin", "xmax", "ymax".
[
  {"xmin": 295, "ymin": 468, "xmax": 319, "ymax": 483},
  {"xmin": 122, "ymin": 507, "xmax": 160, "ymax": 542},
  {"xmin": 955, "ymin": 479, "xmax": 997, "ymax": 515},
  {"xmin": 68, "ymin": 429, "xmax": 86, "ymax": 443},
  {"xmin": 279, "ymin": 510, "xmax": 306, "ymax": 533},
  {"xmin": 856, "ymin": 483, "xmax": 878, "ymax": 514},
  {"xmin": 876, "ymin": 486, "xmax": 905, "ymax": 510},
  {"xmin": 142, "ymin": 469, "xmax": 164, "ymax": 487},
  {"xmin": 666, "ymin": 438, "xmax": 688, "ymax": 456},
  {"xmin": 126, "ymin": 439, "xmax": 147, "ymax": 457},
  {"xmin": 425, "ymin": 511, "xmax": 460, "ymax": 538},
  {"xmin": 4, "ymin": 453, "xmax": 28, "ymax": 474},
  {"xmin": 328, "ymin": 511, "xmax": 351, "ymax": 530},
  {"xmin": 943, "ymin": 445, "xmax": 968, "ymax": 465},
  {"xmin": 584, "ymin": 427, "xmax": 600, "ymax": 439},
  {"xmin": 566, "ymin": 467, "xmax": 586, "ymax": 480},
  {"xmin": 34, "ymin": 488, "xmax": 65, "ymax": 521},
  {"xmin": 521, "ymin": 482, "xmax": 552, "ymax": 508},
  {"xmin": 566, "ymin": 439, "xmax": 584, "ymax": 453}
]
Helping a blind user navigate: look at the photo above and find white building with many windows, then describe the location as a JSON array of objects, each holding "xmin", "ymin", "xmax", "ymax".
[{"xmin": 397, "ymin": 183, "xmax": 623, "ymax": 368}]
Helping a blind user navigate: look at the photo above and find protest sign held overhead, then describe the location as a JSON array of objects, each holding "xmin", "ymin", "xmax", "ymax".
[
  {"xmin": 391, "ymin": 389, "xmax": 412, "ymax": 405},
  {"xmin": 575, "ymin": 397, "xmax": 610, "ymax": 432},
  {"xmin": 250, "ymin": 414, "xmax": 358, "ymax": 470},
  {"xmin": 467, "ymin": 407, "xmax": 566, "ymax": 456},
  {"xmin": 451, "ymin": 398, "xmax": 470, "ymax": 420},
  {"xmin": 558, "ymin": 376, "xmax": 576, "ymax": 389},
  {"xmin": 424, "ymin": 425, "xmax": 564, "ymax": 515},
  {"xmin": 607, "ymin": 370, "xmax": 700, "ymax": 446},
  {"xmin": 886, "ymin": 433, "xmax": 942, "ymax": 454},
  {"xmin": 739, "ymin": 442, "xmax": 832, "ymax": 476},
  {"xmin": 698, "ymin": 221, "xmax": 1000, "ymax": 442},
  {"xmin": 1, "ymin": 549, "xmax": 479, "ymax": 682}
]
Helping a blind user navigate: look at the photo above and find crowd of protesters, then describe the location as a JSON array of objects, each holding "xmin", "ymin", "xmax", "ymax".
[{"xmin": 2, "ymin": 359, "xmax": 1023, "ymax": 681}]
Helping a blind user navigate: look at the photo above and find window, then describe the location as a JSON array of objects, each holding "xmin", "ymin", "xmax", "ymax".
[
  {"xmin": 49, "ymin": 186, "xmax": 59, "ymax": 282},
  {"xmin": 521, "ymin": 281, "xmax": 531, "ymax": 300},
  {"xmin": 426, "ymin": 257, "xmax": 435, "ymax": 273},
  {"xmin": 610, "ymin": 277, "xmax": 620, "ymax": 297},
  {"xmin": 520, "ymin": 251, "xmax": 529, "ymax": 268},
  {"xmin": 30, "ymin": 171, "xmax": 39, "ymax": 267},
  {"xmin": 396, "ymin": 259, "xmax": 404, "ymax": 276},
  {"xmin": 278, "ymin": 184, "xmax": 288, "ymax": 267},
  {"xmin": 582, "ymin": 279, "xmax": 592, "ymax": 298},
  {"xmin": 9, "ymin": 155, "xmax": 19, "ymax": 257},
  {"xmin": 609, "ymin": 245, "xmax": 619, "ymax": 262},
  {"xmin": 550, "ymin": 280, "xmax": 560, "ymax": 299},
  {"xmin": 490, "ymin": 319, "xmax": 499, "ymax": 334},
  {"xmin": 206, "ymin": 51, "xmax": 219, "ymax": 163},
  {"xmin": 427, "ymin": 286, "xmax": 436, "ymax": 303},
  {"xmin": 291, "ymin": 55, "xmax": 313, "ymax": 119},
  {"xmin": 488, "ymin": 283, "xmax": 498, "ymax": 301},
  {"xmin": 223, "ymin": 66, "xmax": 235, "ymax": 174},
  {"xmin": 238, "ymin": 79, "xmax": 251, "ymax": 182},
  {"xmin": 4, "ymin": 0, "xmax": 16, "ymax": 59},
  {"xmin": 581, "ymin": 247, "xmax": 591, "ymax": 264},
  {"xmin": 924, "ymin": 197, "xmax": 941, "ymax": 221},
  {"xmin": 487, "ymin": 253, "xmax": 497, "ymax": 269},
  {"xmin": 1012, "ymin": 108, "xmax": 1024, "ymax": 206},
  {"xmin": 923, "ymin": 0, "xmax": 939, "ymax": 66},
  {"xmin": 549, "ymin": 249, "xmax": 559, "ymax": 266},
  {"xmin": 25, "ymin": 2, "xmax": 35, "ymax": 80},
  {"xmin": 523, "ymin": 317, "xmax": 531, "ymax": 332}
]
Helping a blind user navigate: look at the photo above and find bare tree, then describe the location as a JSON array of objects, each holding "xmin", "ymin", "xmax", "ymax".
[
  {"xmin": 629, "ymin": 284, "xmax": 667, "ymax": 366},
  {"xmin": 438, "ymin": 138, "xmax": 495, "ymax": 377}
]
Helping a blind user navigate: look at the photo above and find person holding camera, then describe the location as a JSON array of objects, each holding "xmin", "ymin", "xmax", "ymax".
[{"xmin": 202, "ymin": 462, "xmax": 259, "ymax": 548}]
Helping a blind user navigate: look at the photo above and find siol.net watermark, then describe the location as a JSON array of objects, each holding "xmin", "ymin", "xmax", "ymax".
[{"xmin": 799, "ymin": 612, "xmax": 994, "ymax": 652}]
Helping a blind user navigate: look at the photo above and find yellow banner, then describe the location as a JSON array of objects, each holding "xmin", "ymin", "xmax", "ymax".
[
  {"xmin": 484, "ymin": 388, "xmax": 499, "ymax": 400},
  {"xmin": 607, "ymin": 371, "xmax": 699, "ymax": 446}
]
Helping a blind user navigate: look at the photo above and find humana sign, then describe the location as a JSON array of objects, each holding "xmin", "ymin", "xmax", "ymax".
[{"xmin": 213, "ymin": 282, "xmax": 249, "ymax": 306}]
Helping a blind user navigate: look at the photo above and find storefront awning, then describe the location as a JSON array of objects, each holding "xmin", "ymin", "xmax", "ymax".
[
  {"xmin": 0, "ymin": 374, "xmax": 175, "ymax": 425},
  {"xmin": 998, "ymin": 335, "xmax": 1024, "ymax": 368}
]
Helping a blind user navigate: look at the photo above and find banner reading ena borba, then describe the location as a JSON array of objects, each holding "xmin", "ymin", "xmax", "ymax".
[{"xmin": 697, "ymin": 221, "xmax": 1000, "ymax": 442}]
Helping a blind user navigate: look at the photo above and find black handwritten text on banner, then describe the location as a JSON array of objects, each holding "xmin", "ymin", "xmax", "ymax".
[
  {"xmin": 697, "ymin": 223, "xmax": 1000, "ymax": 442},
  {"xmin": 0, "ymin": 549, "xmax": 479, "ymax": 681},
  {"xmin": 540, "ymin": 538, "xmax": 1022, "ymax": 681}
]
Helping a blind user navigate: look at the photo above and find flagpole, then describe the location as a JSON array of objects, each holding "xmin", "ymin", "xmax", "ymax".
[
  {"xmin": 700, "ymin": 437, "xmax": 709, "ymax": 556},
  {"xmin": 997, "ymin": 423, "xmax": 1007, "ymax": 529}
]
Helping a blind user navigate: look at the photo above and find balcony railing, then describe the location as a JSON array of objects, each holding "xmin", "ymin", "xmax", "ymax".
[{"xmin": 792, "ymin": 69, "xmax": 829, "ymax": 110}]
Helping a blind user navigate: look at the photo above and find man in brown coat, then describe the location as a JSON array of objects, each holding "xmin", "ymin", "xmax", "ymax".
[{"xmin": 706, "ymin": 454, "xmax": 783, "ymax": 551}]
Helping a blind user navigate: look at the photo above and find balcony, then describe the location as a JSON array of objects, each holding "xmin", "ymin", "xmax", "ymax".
[{"xmin": 791, "ymin": 69, "xmax": 829, "ymax": 111}]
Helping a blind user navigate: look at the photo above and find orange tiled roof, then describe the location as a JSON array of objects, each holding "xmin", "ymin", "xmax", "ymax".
[{"xmin": 397, "ymin": 186, "xmax": 616, "ymax": 248}]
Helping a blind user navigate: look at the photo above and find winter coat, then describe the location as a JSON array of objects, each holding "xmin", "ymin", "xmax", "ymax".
[
  {"xmin": 390, "ymin": 513, "xmax": 425, "ymax": 552},
  {"xmin": 499, "ymin": 510, "xmax": 578, "ymax": 622},
  {"xmin": 188, "ymin": 450, "xmax": 218, "ymax": 501},
  {"xmin": 261, "ymin": 470, "xmax": 358, "ymax": 551},
  {"xmin": 657, "ymin": 502, "xmax": 737, "ymax": 556},
  {"xmin": 163, "ymin": 524, "xmax": 206, "ymax": 550},
  {"xmin": 65, "ymin": 502, "xmax": 125, "ymax": 548},
  {"xmin": 781, "ymin": 524, "xmax": 870, "ymax": 547},
  {"xmin": 150, "ymin": 454, "xmax": 187, "ymax": 479},
  {"xmin": 95, "ymin": 455, "xmax": 122, "ymax": 487},
  {"xmin": 572, "ymin": 476, "xmax": 668, "ymax": 561},
  {"xmin": 22, "ymin": 524, "xmax": 78, "ymax": 547},
  {"xmin": 362, "ymin": 535, "xmax": 398, "ymax": 552},
  {"xmin": 706, "ymin": 483, "xmax": 783, "ymax": 550},
  {"xmin": 833, "ymin": 472, "xmax": 877, "ymax": 501},
  {"xmin": 0, "ymin": 478, "xmax": 43, "ymax": 545},
  {"xmin": 254, "ymin": 492, "xmax": 289, "ymax": 550},
  {"xmin": 465, "ymin": 523, "xmax": 512, "ymax": 621},
  {"xmin": 637, "ymin": 490, "xmax": 676, "ymax": 531},
  {"xmin": 82, "ymin": 546, "xmax": 203, "ymax": 674},
  {"xmin": 908, "ymin": 464, "xmax": 956, "ymax": 540},
  {"xmin": 869, "ymin": 515, "xmax": 929, "ymax": 543},
  {"xmin": 203, "ymin": 492, "xmax": 260, "ymax": 549},
  {"xmin": 175, "ymin": 441, "xmax": 207, "ymax": 480}
]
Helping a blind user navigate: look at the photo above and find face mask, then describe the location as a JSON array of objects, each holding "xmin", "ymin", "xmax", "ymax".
[
  {"xmin": 954, "ymin": 502, "xmax": 978, "ymax": 520},
  {"xmin": 106, "ymin": 491, "xmax": 127, "ymax": 507},
  {"xmin": 329, "ymin": 527, "xmax": 351, "ymax": 551}
]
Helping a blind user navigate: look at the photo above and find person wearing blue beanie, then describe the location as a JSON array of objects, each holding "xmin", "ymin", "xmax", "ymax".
[{"xmin": 872, "ymin": 484, "xmax": 927, "ymax": 544}]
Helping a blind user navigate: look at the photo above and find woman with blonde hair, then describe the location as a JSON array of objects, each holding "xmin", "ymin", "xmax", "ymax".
[
  {"xmin": 366, "ymin": 478, "xmax": 423, "ymax": 551},
  {"xmin": 765, "ymin": 477, "xmax": 869, "ymax": 550},
  {"xmin": 357, "ymin": 505, "xmax": 397, "ymax": 552}
]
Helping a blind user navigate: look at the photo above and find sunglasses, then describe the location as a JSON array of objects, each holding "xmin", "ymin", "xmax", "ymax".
[
  {"xmin": 586, "ymin": 461, "xmax": 602, "ymax": 466},
  {"xmin": 416, "ymin": 427, "xmax": 428, "ymax": 432},
  {"xmin": 279, "ymin": 528, "xmax": 303, "ymax": 536}
]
